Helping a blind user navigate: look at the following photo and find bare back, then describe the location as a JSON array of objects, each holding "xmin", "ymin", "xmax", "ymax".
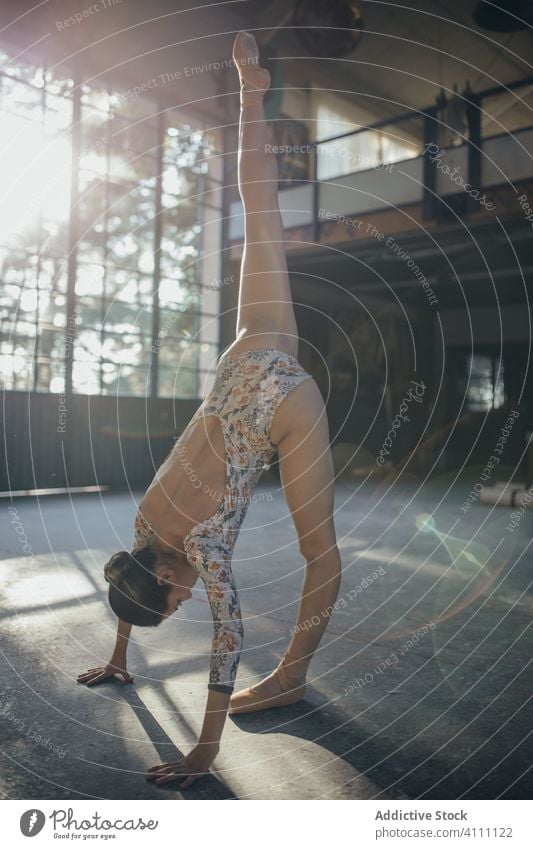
[
  {"xmin": 138, "ymin": 348, "xmax": 316, "ymax": 547},
  {"xmin": 140, "ymin": 413, "xmax": 226, "ymax": 544}
]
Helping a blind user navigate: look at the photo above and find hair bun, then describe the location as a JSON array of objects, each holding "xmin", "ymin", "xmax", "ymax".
[{"xmin": 104, "ymin": 551, "xmax": 134, "ymax": 586}]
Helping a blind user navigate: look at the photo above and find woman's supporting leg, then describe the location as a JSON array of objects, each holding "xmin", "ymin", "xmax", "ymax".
[
  {"xmin": 275, "ymin": 381, "xmax": 342, "ymax": 685},
  {"xmin": 230, "ymin": 378, "xmax": 341, "ymax": 713},
  {"xmin": 227, "ymin": 32, "xmax": 299, "ymax": 357}
]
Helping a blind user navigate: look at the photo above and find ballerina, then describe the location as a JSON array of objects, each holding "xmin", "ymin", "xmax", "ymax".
[{"xmin": 77, "ymin": 31, "xmax": 341, "ymax": 790}]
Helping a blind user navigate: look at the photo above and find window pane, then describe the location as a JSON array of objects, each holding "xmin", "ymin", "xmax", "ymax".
[
  {"xmin": 106, "ymin": 182, "xmax": 155, "ymax": 270},
  {"xmin": 158, "ymin": 366, "xmax": 197, "ymax": 398},
  {"xmin": 36, "ymin": 358, "xmax": 66, "ymax": 392},
  {"xmin": 81, "ymin": 102, "xmax": 109, "ymax": 137},
  {"xmin": 41, "ymin": 218, "xmax": 69, "ymax": 258},
  {"xmin": 79, "ymin": 132, "xmax": 108, "ymax": 178},
  {"xmin": 1, "ymin": 251, "xmax": 31, "ymax": 285},
  {"xmin": 104, "ymin": 266, "xmax": 132, "ymax": 300},
  {"xmin": 72, "ymin": 360, "xmax": 100, "ymax": 394},
  {"xmin": 77, "ymin": 296, "xmax": 104, "ymax": 331},
  {"xmin": 105, "ymin": 298, "xmax": 152, "ymax": 335},
  {"xmin": 110, "ymin": 93, "xmax": 158, "ymax": 122},
  {"xmin": 494, "ymin": 367, "xmax": 505, "ymax": 409},
  {"xmin": 18, "ymin": 285, "xmax": 39, "ymax": 314},
  {"xmin": 160, "ymin": 235, "xmax": 200, "ymax": 282},
  {"xmin": 39, "ymin": 259, "xmax": 67, "ymax": 293},
  {"xmin": 164, "ymin": 124, "xmax": 207, "ymax": 164},
  {"xmin": 44, "ymin": 92, "xmax": 72, "ymax": 134},
  {"xmin": 157, "ymin": 307, "xmax": 197, "ymax": 339},
  {"xmin": 44, "ymin": 70, "xmax": 74, "ymax": 98},
  {"xmin": 102, "ymin": 363, "xmax": 151, "ymax": 396},
  {"xmin": 39, "ymin": 327, "xmax": 67, "ymax": 359},
  {"xmin": 158, "ymin": 338, "xmax": 200, "ymax": 370},
  {"xmin": 1, "ymin": 319, "xmax": 37, "ymax": 344},
  {"xmin": 6, "ymin": 334, "xmax": 36, "ymax": 360},
  {"xmin": 0, "ymin": 123, "xmax": 71, "ymax": 255},
  {"xmin": 0, "ymin": 284, "xmax": 21, "ymax": 317},
  {"xmin": 81, "ymin": 85, "xmax": 110, "ymax": 112},
  {"xmin": 5, "ymin": 57, "xmax": 44, "ymax": 87},
  {"xmin": 316, "ymin": 120, "xmax": 421, "ymax": 180},
  {"xmin": 110, "ymin": 116, "xmax": 158, "ymax": 165},
  {"xmin": 77, "ymin": 176, "xmax": 107, "ymax": 264},
  {"xmin": 0, "ymin": 76, "xmax": 42, "ymax": 117},
  {"xmin": 75, "ymin": 264, "xmax": 105, "ymax": 297},
  {"xmin": 75, "ymin": 328, "xmax": 101, "ymax": 362},
  {"xmin": 158, "ymin": 276, "xmax": 200, "ymax": 308},
  {"xmin": 162, "ymin": 192, "xmax": 201, "ymax": 234},
  {"xmin": 39, "ymin": 291, "xmax": 68, "ymax": 328},
  {"xmin": 0, "ymin": 354, "xmax": 33, "ymax": 390},
  {"xmin": 102, "ymin": 333, "xmax": 151, "ymax": 366},
  {"xmin": 466, "ymin": 355, "xmax": 505, "ymax": 411},
  {"xmin": 105, "ymin": 270, "xmax": 153, "ymax": 306}
]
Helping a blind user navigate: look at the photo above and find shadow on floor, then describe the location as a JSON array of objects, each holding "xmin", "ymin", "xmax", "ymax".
[{"xmin": 119, "ymin": 687, "xmax": 237, "ymax": 800}]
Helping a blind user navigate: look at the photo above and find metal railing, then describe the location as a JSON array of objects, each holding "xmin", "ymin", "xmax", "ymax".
[{"xmin": 288, "ymin": 74, "xmax": 533, "ymax": 233}]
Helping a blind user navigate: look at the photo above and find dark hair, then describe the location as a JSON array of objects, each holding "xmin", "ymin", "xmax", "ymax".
[{"xmin": 104, "ymin": 541, "xmax": 171, "ymax": 627}]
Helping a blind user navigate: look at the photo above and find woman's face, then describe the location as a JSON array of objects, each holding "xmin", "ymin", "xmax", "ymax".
[
  {"xmin": 163, "ymin": 582, "xmax": 192, "ymax": 617},
  {"xmin": 154, "ymin": 559, "xmax": 197, "ymax": 619}
]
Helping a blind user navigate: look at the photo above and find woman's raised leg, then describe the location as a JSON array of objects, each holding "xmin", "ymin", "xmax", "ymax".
[{"xmin": 225, "ymin": 32, "xmax": 299, "ymax": 358}]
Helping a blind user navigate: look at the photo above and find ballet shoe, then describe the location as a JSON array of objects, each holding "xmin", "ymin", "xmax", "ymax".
[
  {"xmin": 232, "ymin": 31, "xmax": 271, "ymax": 103},
  {"xmin": 229, "ymin": 655, "xmax": 306, "ymax": 716}
]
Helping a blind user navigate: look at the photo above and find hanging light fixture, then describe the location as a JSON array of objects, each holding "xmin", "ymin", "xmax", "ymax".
[
  {"xmin": 292, "ymin": 0, "xmax": 364, "ymax": 57},
  {"xmin": 444, "ymin": 83, "xmax": 468, "ymax": 142},
  {"xmin": 473, "ymin": 0, "xmax": 533, "ymax": 32}
]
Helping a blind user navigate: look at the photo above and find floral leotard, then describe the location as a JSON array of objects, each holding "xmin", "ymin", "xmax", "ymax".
[{"xmin": 134, "ymin": 348, "xmax": 311, "ymax": 694}]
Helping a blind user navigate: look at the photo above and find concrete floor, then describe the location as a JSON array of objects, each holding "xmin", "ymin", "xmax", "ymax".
[{"xmin": 1, "ymin": 475, "xmax": 531, "ymax": 800}]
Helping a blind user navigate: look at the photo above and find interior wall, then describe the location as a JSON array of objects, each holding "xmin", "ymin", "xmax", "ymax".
[
  {"xmin": 440, "ymin": 304, "xmax": 532, "ymax": 345},
  {"xmin": 2, "ymin": 393, "xmax": 199, "ymax": 492}
]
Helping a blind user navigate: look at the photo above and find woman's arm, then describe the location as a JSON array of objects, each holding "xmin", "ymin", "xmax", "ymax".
[
  {"xmin": 146, "ymin": 689, "xmax": 230, "ymax": 789},
  {"xmin": 110, "ymin": 618, "xmax": 133, "ymax": 667},
  {"xmin": 198, "ymin": 688, "xmax": 231, "ymax": 745},
  {"xmin": 146, "ymin": 550, "xmax": 242, "ymax": 788},
  {"xmin": 190, "ymin": 544, "xmax": 244, "ymax": 694},
  {"xmin": 77, "ymin": 618, "xmax": 134, "ymax": 686}
]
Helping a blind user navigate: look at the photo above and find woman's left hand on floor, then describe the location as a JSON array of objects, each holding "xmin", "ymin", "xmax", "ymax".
[
  {"xmin": 146, "ymin": 742, "xmax": 220, "ymax": 789},
  {"xmin": 76, "ymin": 662, "xmax": 133, "ymax": 686}
]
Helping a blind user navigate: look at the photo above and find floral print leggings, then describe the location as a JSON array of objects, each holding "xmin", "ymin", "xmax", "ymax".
[{"xmin": 134, "ymin": 347, "xmax": 311, "ymax": 693}]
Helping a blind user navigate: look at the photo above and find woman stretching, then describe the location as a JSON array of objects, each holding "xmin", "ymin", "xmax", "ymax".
[{"xmin": 77, "ymin": 31, "xmax": 342, "ymax": 790}]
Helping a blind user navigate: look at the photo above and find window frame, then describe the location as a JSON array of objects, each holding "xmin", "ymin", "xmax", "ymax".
[{"xmin": 0, "ymin": 50, "xmax": 222, "ymax": 400}]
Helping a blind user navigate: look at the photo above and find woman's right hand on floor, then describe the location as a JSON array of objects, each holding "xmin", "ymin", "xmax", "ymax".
[{"xmin": 76, "ymin": 662, "xmax": 134, "ymax": 687}]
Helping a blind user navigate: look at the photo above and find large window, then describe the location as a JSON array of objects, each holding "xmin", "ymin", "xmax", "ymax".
[
  {"xmin": 0, "ymin": 47, "xmax": 223, "ymax": 398},
  {"xmin": 314, "ymin": 101, "xmax": 421, "ymax": 181},
  {"xmin": 465, "ymin": 353, "xmax": 505, "ymax": 412}
]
